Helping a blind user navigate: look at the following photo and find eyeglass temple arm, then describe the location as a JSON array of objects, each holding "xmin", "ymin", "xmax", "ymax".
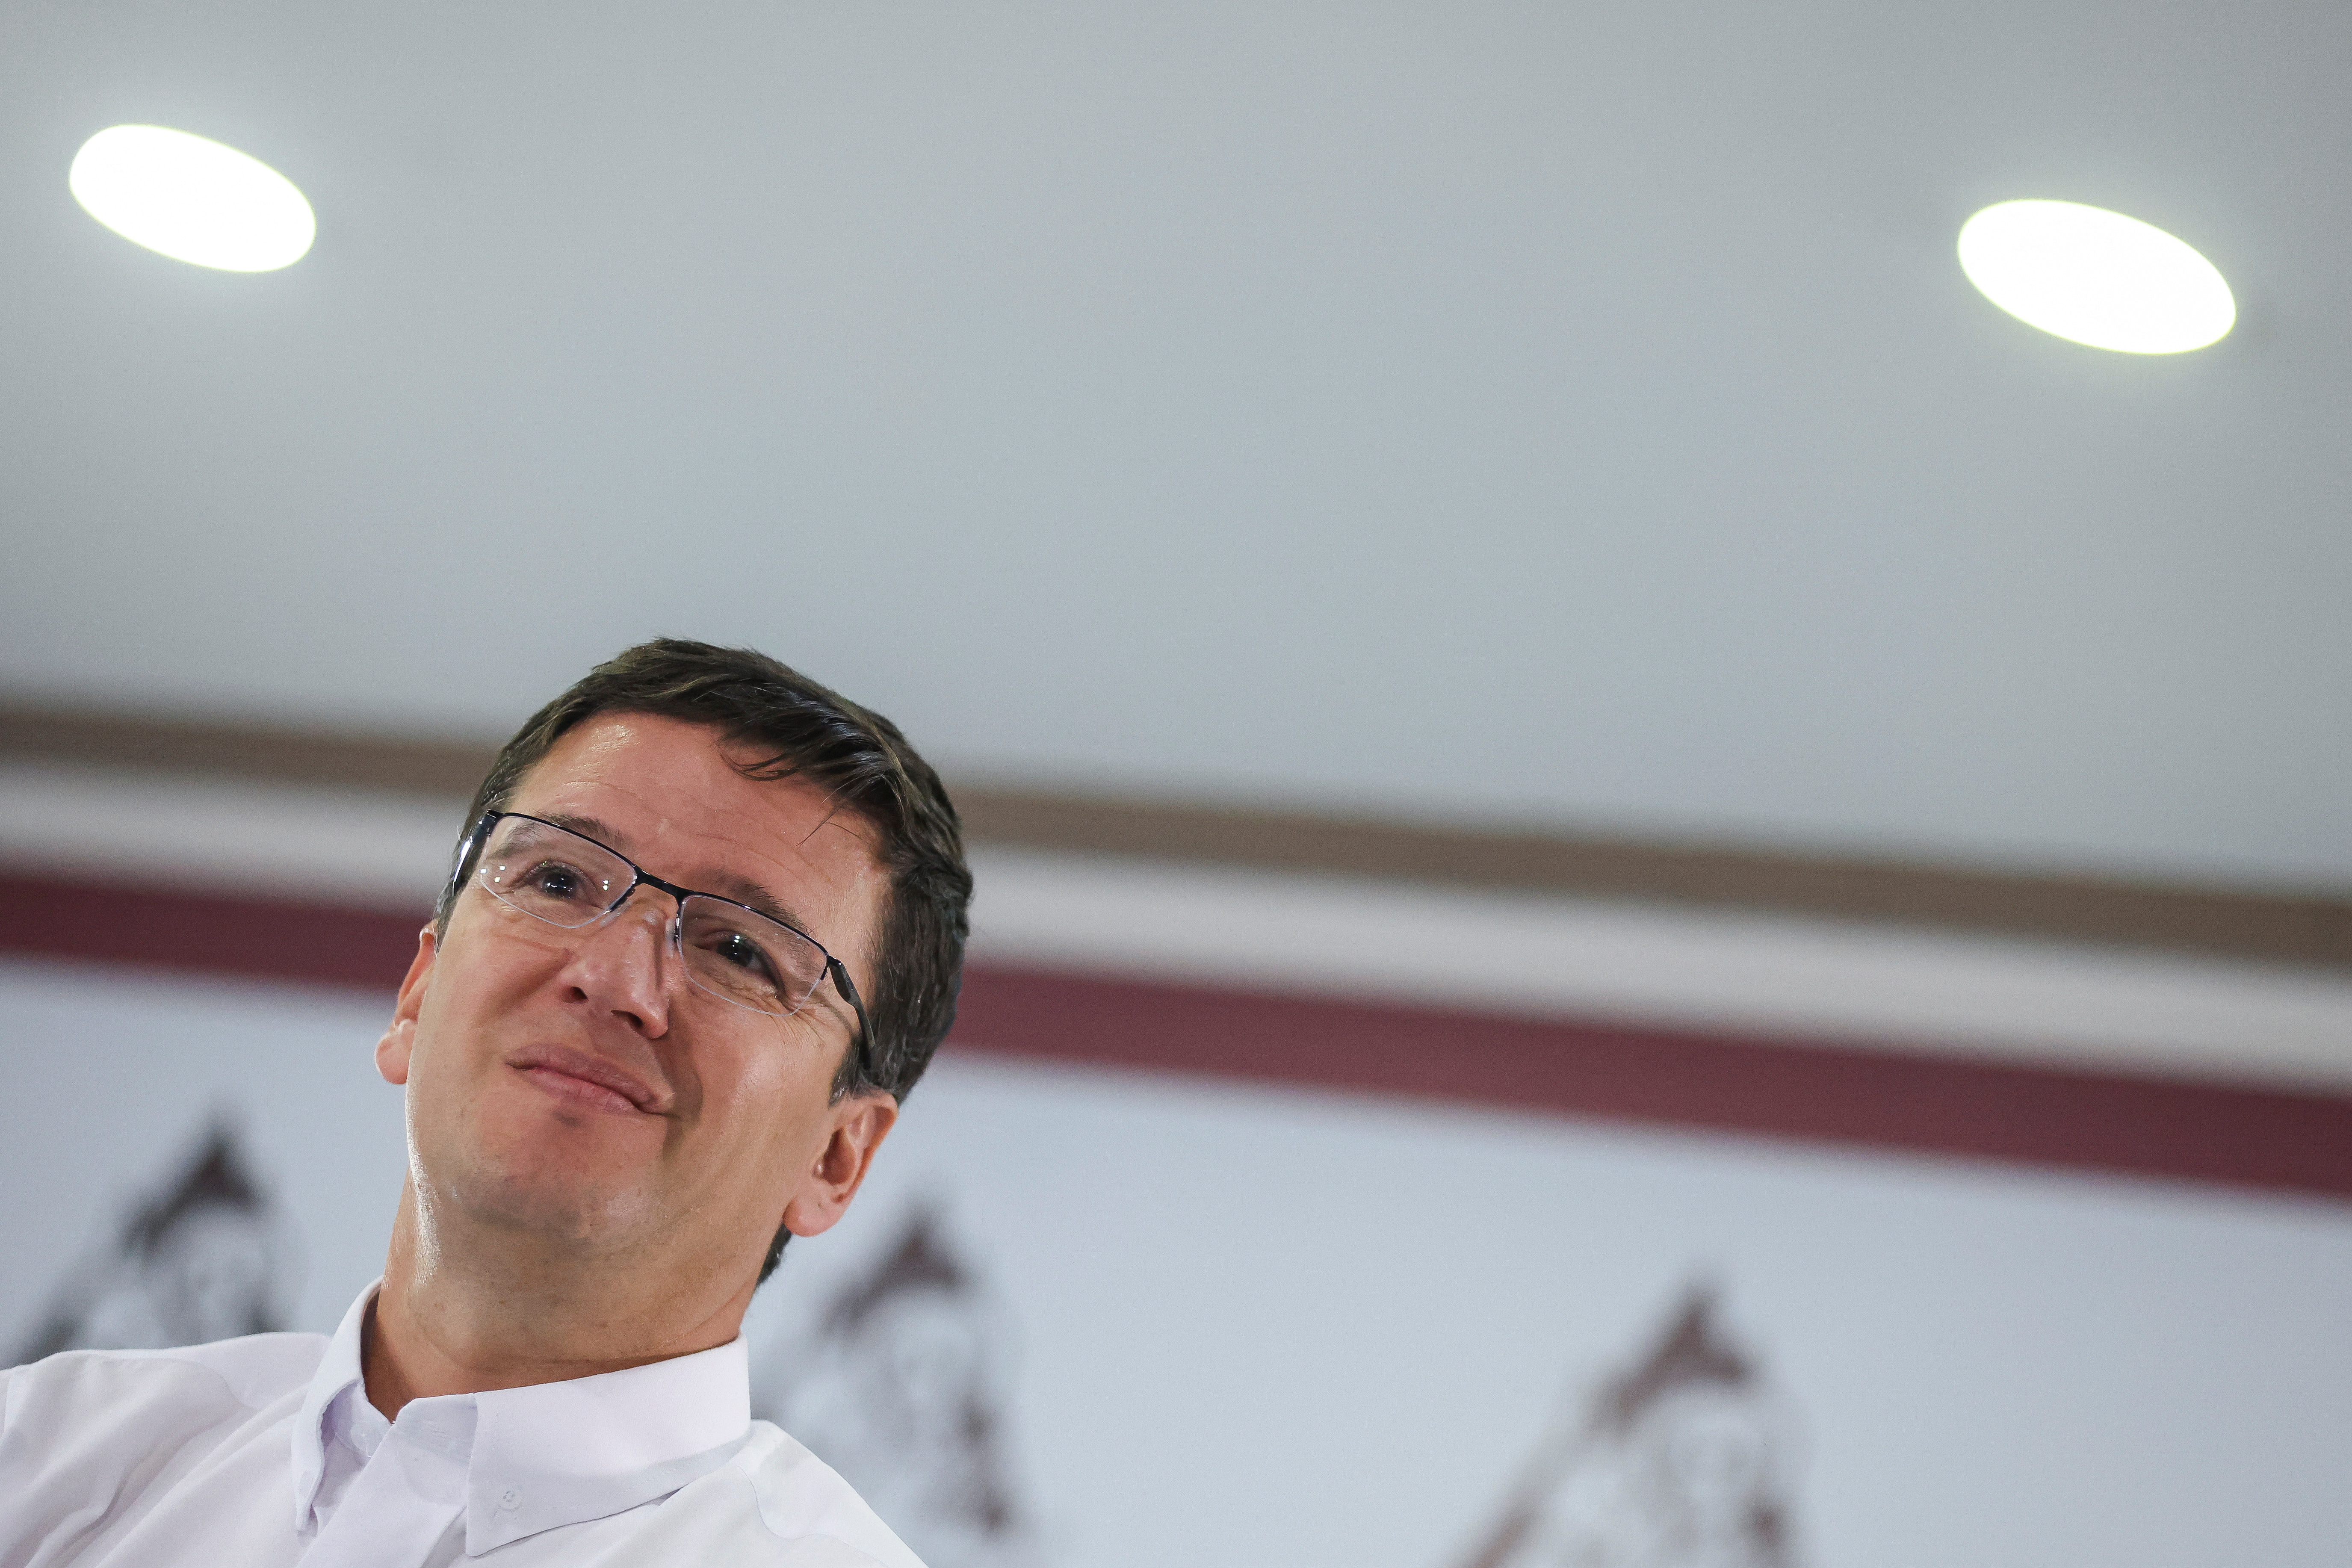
[
  {"xmin": 445, "ymin": 812, "xmax": 497, "ymax": 902},
  {"xmin": 827, "ymin": 959, "xmax": 877, "ymax": 1088}
]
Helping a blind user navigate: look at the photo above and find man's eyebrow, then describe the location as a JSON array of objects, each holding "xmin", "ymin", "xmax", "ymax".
[
  {"xmin": 695, "ymin": 869, "xmax": 821, "ymax": 938},
  {"xmin": 531, "ymin": 810, "xmax": 821, "ymax": 937},
  {"xmin": 534, "ymin": 810, "xmax": 632, "ymax": 852}
]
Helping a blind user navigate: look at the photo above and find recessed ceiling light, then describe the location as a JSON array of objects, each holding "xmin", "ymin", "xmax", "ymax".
[
  {"xmin": 1957, "ymin": 199, "xmax": 2234, "ymax": 354},
  {"xmin": 68, "ymin": 125, "xmax": 315, "ymax": 273}
]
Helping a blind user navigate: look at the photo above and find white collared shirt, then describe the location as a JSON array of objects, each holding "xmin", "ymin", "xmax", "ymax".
[{"xmin": 0, "ymin": 1285, "xmax": 925, "ymax": 1568}]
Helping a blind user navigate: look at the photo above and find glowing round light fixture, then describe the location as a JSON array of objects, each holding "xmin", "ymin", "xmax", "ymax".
[
  {"xmin": 68, "ymin": 125, "xmax": 315, "ymax": 272},
  {"xmin": 1957, "ymin": 200, "xmax": 2233, "ymax": 354}
]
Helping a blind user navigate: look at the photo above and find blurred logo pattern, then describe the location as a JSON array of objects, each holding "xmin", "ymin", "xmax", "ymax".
[
  {"xmin": 12, "ymin": 1123, "xmax": 298, "ymax": 1364},
  {"xmin": 1458, "ymin": 1287, "xmax": 1802, "ymax": 1568},
  {"xmin": 757, "ymin": 1206, "xmax": 1039, "ymax": 1568}
]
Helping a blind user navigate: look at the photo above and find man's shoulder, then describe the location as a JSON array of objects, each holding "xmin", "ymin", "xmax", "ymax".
[
  {"xmin": 666, "ymin": 1421, "xmax": 926, "ymax": 1568},
  {"xmin": 4, "ymin": 1331, "xmax": 327, "ymax": 1429}
]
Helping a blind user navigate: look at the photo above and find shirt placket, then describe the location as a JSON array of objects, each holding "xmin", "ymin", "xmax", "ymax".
[{"xmin": 299, "ymin": 1396, "xmax": 477, "ymax": 1568}]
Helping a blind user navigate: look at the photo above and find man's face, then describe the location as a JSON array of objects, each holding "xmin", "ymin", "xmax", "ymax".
[{"xmin": 377, "ymin": 712, "xmax": 894, "ymax": 1294}]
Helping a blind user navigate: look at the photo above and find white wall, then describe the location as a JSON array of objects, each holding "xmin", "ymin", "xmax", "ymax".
[
  {"xmin": 6, "ymin": 957, "xmax": 2347, "ymax": 1568},
  {"xmin": 8, "ymin": 759, "xmax": 2346, "ymax": 1090}
]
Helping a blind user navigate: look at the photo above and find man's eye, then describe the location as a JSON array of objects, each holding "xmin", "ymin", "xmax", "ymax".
[
  {"xmin": 713, "ymin": 931, "xmax": 777, "ymax": 979},
  {"xmin": 526, "ymin": 861, "xmax": 589, "ymax": 899}
]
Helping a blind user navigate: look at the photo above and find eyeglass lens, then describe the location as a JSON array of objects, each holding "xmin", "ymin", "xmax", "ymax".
[{"xmin": 473, "ymin": 815, "xmax": 833, "ymax": 1018}]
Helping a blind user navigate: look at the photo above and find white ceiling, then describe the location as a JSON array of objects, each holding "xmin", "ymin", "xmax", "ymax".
[{"xmin": 4, "ymin": 0, "xmax": 2347, "ymax": 887}]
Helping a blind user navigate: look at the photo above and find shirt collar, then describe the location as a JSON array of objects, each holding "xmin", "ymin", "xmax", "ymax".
[
  {"xmin": 291, "ymin": 1284, "xmax": 374, "ymax": 1532},
  {"xmin": 291, "ymin": 1282, "xmax": 754, "ymax": 1555},
  {"xmin": 463, "ymin": 1329, "xmax": 751, "ymax": 1554}
]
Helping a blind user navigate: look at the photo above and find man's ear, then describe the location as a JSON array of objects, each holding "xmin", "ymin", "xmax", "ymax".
[
  {"xmin": 376, "ymin": 927, "xmax": 440, "ymax": 1087},
  {"xmin": 781, "ymin": 1093, "xmax": 899, "ymax": 1240}
]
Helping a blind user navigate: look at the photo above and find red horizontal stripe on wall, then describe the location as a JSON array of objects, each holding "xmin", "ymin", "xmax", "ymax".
[
  {"xmin": 0, "ymin": 873, "xmax": 425, "ymax": 991},
  {"xmin": 949, "ymin": 964, "xmax": 2352, "ymax": 1201},
  {"xmin": 3, "ymin": 873, "xmax": 2346, "ymax": 1201}
]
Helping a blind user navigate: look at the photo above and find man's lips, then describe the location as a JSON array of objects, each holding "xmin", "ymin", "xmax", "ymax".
[{"xmin": 507, "ymin": 1043, "xmax": 665, "ymax": 1116}]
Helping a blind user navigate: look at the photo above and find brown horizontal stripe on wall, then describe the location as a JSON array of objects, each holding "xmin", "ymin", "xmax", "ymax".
[
  {"xmin": 6, "ymin": 698, "xmax": 2350, "ymax": 967},
  {"xmin": 4, "ymin": 873, "xmax": 2347, "ymax": 1202},
  {"xmin": 956, "ymin": 788, "xmax": 2352, "ymax": 969},
  {"xmin": 0, "ymin": 703, "xmax": 498, "ymax": 798}
]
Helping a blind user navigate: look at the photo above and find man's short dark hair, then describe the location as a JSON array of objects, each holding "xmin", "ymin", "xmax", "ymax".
[{"xmin": 436, "ymin": 639, "xmax": 973, "ymax": 1282}]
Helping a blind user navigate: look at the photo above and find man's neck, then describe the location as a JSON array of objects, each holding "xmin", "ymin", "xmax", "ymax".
[{"xmin": 365, "ymin": 1185, "xmax": 756, "ymax": 1422}]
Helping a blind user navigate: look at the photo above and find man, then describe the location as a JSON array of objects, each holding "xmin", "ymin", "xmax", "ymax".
[{"xmin": 0, "ymin": 640, "xmax": 975, "ymax": 1567}]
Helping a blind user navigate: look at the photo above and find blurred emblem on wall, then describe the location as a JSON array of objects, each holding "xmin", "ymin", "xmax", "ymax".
[
  {"xmin": 1457, "ymin": 1287, "xmax": 1803, "ymax": 1568},
  {"xmin": 756, "ymin": 1205, "xmax": 1039, "ymax": 1568},
  {"xmin": 11, "ymin": 1123, "xmax": 300, "ymax": 1364}
]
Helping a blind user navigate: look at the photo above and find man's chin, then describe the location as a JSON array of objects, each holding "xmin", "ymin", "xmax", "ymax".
[
  {"xmin": 452, "ymin": 1165, "xmax": 661, "ymax": 1251},
  {"xmin": 427, "ymin": 1121, "xmax": 664, "ymax": 1252}
]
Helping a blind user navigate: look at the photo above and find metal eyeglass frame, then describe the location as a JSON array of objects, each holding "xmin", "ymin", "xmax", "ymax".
[{"xmin": 450, "ymin": 809, "xmax": 874, "ymax": 1083}]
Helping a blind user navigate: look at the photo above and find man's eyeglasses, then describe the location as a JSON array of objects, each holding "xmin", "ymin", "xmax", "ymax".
[{"xmin": 450, "ymin": 812, "xmax": 872, "ymax": 1078}]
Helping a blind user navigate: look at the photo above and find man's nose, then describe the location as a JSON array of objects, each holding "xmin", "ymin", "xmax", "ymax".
[{"xmin": 556, "ymin": 886, "xmax": 677, "ymax": 1036}]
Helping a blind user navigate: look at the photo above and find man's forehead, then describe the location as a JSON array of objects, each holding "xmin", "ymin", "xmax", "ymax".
[{"xmin": 511, "ymin": 717, "xmax": 884, "ymax": 891}]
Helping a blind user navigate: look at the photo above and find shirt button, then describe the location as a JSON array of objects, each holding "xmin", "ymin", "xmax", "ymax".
[{"xmin": 499, "ymin": 1487, "xmax": 523, "ymax": 1511}]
